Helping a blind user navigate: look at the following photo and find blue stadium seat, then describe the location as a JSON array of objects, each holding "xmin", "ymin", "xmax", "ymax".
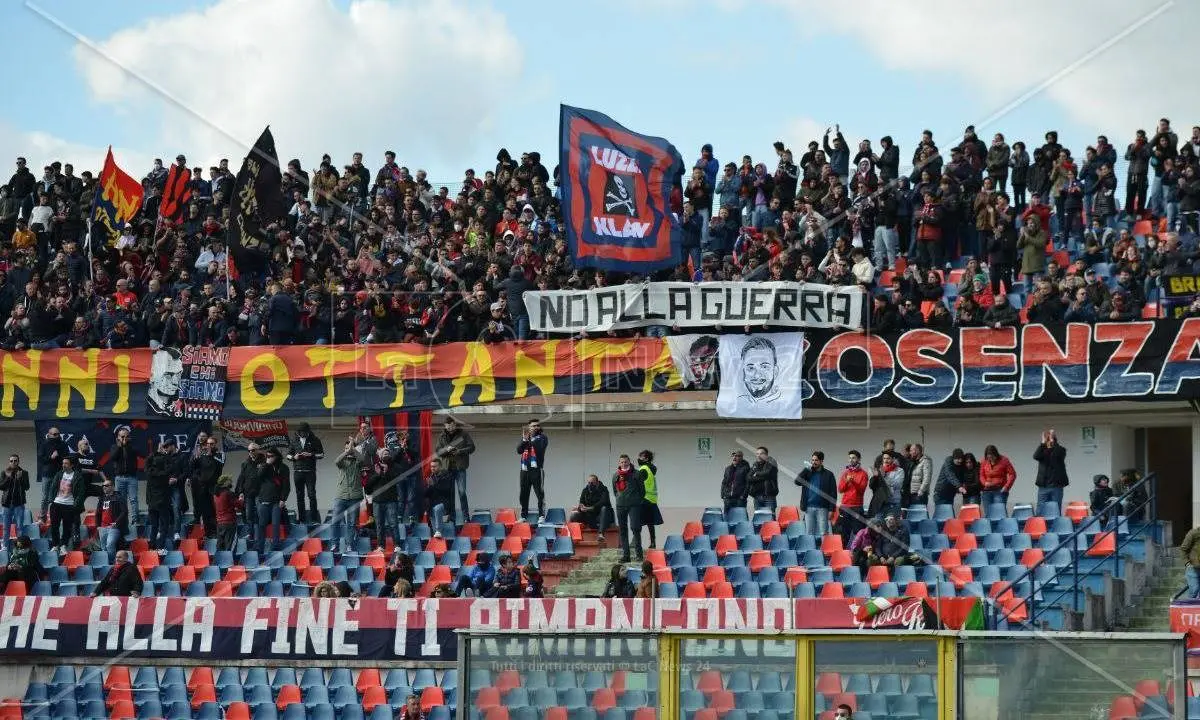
[
  {"xmin": 932, "ymin": 505, "xmax": 954, "ymax": 523},
  {"xmin": 1009, "ymin": 533, "xmax": 1033, "ymax": 552},
  {"xmin": 982, "ymin": 534, "xmax": 1005, "ymax": 554},
  {"xmin": 1011, "ymin": 505, "xmax": 1034, "ymax": 523},
  {"xmin": 984, "ymin": 503, "xmax": 1007, "ymax": 521},
  {"xmin": 545, "ymin": 508, "xmax": 567, "ymax": 525},
  {"xmin": 725, "ymin": 507, "xmax": 749, "ymax": 524},
  {"xmin": 905, "ymin": 506, "xmax": 928, "ymax": 522},
  {"xmin": 1040, "ymin": 501, "xmax": 1061, "ymax": 519}
]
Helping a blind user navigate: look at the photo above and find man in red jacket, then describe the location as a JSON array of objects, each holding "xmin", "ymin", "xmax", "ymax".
[{"xmin": 837, "ymin": 450, "xmax": 869, "ymax": 546}]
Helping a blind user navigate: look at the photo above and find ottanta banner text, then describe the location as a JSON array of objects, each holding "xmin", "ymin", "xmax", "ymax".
[
  {"xmin": 0, "ymin": 597, "xmax": 976, "ymax": 661},
  {"xmin": 0, "ymin": 320, "xmax": 1197, "ymax": 419},
  {"xmin": 527, "ymin": 282, "xmax": 866, "ymax": 333}
]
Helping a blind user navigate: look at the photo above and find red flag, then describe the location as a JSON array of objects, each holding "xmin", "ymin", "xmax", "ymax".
[{"xmin": 159, "ymin": 164, "xmax": 193, "ymax": 224}]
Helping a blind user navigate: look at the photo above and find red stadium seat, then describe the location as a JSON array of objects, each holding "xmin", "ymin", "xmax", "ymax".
[
  {"xmin": 682, "ymin": 582, "xmax": 706, "ymax": 599},
  {"xmin": 460, "ymin": 523, "xmax": 483, "ymax": 542},
  {"xmin": 815, "ymin": 672, "xmax": 842, "ymax": 697},
  {"xmin": 225, "ymin": 702, "xmax": 251, "ymax": 720},
  {"xmin": 1064, "ymin": 502, "xmax": 1089, "ymax": 523},
  {"xmin": 710, "ymin": 690, "xmax": 735, "ymax": 715},
  {"xmin": 820, "ymin": 534, "xmax": 843, "ymax": 556},
  {"xmin": 682, "ymin": 521, "xmax": 703, "ymax": 543},
  {"xmin": 356, "ymin": 669, "xmax": 381, "ymax": 693},
  {"xmin": 2, "ymin": 581, "xmax": 26, "ymax": 597},
  {"xmin": 1110, "ymin": 695, "xmax": 1137, "ymax": 720},
  {"xmin": 653, "ymin": 567, "xmax": 673, "ymax": 585},
  {"xmin": 495, "ymin": 671, "xmax": 520, "ymax": 694},
  {"xmin": 1020, "ymin": 549, "xmax": 1045, "ymax": 568},
  {"xmin": 172, "ymin": 566, "xmax": 197, "ymax": 587},
  {"xmin": 714, "ymin": 535, "xmax": 738, "ymax": 558},
  {"xmin": 937, "ymin": 549, "xmax": 962, "ymax": 570},
  {"xmin": 631, "ymin": 708, "xmax": 654, "ymax": 720},
  {"xmin": 190, "ymin": 685, "xmax": 216, "ymax": 710},
  {"xmin": 777, "ymin": 506, "xmax": 800, "ymax": 528},
  {"xmin": 0, "ymin": 697, "xmax": 21, "ymax": 720},
  {"xmin": 425, "ymin": 537, "xmax": 448, "ymax": 559},
  {"xmin": 865, "ymin": 565, "xmax": 890, "ymax": 589},
  {"xmin": 427, "ymin": 566, "xmax": 452, "ymax": 585},
  {"xmin": 209, "ymin": 581, "xmax": 233, "ymax": 598},
  {"xmin": 546, "ymin": 708, "xmax": 569, "ymax": 720},
  {"xmin": 188, "ymin": 667, "xmax": 214, "ymax": 693},
  {"xmin": 748, "ymin": 551, "xmax": 772, "ymax": 573},
  {"xmin": 696, "ymin": 670, "xmax": 723, "ymax": 694},
  {"xmin": 224, "ymin": 566, "xmax": 248, "ymax": 588},
  {"xmin": 177, "ymin": 538, "xmax": 199, "ymax": 560},
  {"xmin": 475, "ymin": 688, "xmax": 501, "ymax": 710},
  {"xmin": 941, "ymin": 519, "xmax": 965, "ymax": 543},
  {"xmin": 645, "ymin": 550, "xmax": 667, "ymax": 569},
  {"xmin": 1133, "ymin": 680, "xmax": 1161, "ymax": 710},
  {"xmin": 109, "ymin": 700, "xmax": 135, "ymax": 720},
  {"xmin": 954, "ymin": 534, "xmax": 978, "ymax": 552},
  {"xmin": 288, "ymin": 552, "xmax": 311, "ymax": 571},
  {"xmin": 510, "ymin": 523, "xmax": 532, "ymax": 541},
  {"xmin": 62, "ymin": 551, "xmax": 85, "ymax": 572},
  {"xmin": 420, "ymin": 687, "xmax": 444, "ymax": 712},
  {"xmin": 592, "ymin": 689, "xmax": 616, "ymax": 713},
  {"xmin": 783, "ymin": 567, "xmax": 808, "ymax": 588},
  {"xmin": 957, "ymin": 504, "xmax": 981, "ymax": 523},
  {"xmin": 494, "ymin": 509, "xmax": 518, "ymax": 529},
  {"xmin": 702, "ymin": 566, "xmax": 726, "ymax": 591},
  {"xmin": 1087, "ymin": 532, "xmax": 1116, "ymax": 557},
  {"xmin": 904, "ymin": 581, "xmax": 929, "ymax": 598},
  {"xmin": 830, "ymin": 693, "xmax": 857, "ymax": 712},
  {"xmin": 104, "ymin": 667, "xmax": 130, "ymax": 692},
  {"xmin": 948, "ymin": 566, "xmax": 973, "ymax": 589},
  {"xmin": 609, "ymin": 671, "xmax": 626, "ymax": 695},
  {"xmin": 300, "ymin": 538, "xmax": 322, "ymax": 556},
  {"xmin": 105, "ymin": 688, "xmax": 132, "ymax": 710},
  {"xmin": 709, "ymin": 582, "xmax": 734, "ymax": 599},
  {"xmin": 485, "ymin": 709, "xmax": 509, "ymax": 720},
  {"xmin": 828, "ymin": 550, "xmax": 852, "ymax": 572},
  {"xmin": 361, "ymin": 687, "xmax": 388, "ymax": 712},
  {"xmin": 819, "ymin": 582, "xmax": 844, "ymax": 599},
  {"xmin": 759, "ymin": 521, "xmax": 781, "ymax": 543},
  {"xmin": 1024, "ymin": 517, "xmax": 1047, "ymax": 540},
  {"xmin": 500, "ymin": 536, "xmax": 525, "ymax": 555}
]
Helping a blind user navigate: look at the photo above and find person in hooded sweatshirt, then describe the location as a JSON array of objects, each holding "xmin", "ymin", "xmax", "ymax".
[
  {"xmin": 498, "ymin": 266, "xmax": 535, "ymax": 340},
  {"xmin": 933, "ymin": 449, "xmax": 966, "ymax": 506}
]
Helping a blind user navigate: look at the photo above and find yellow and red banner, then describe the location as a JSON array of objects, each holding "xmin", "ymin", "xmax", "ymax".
[{"xmin": 90, "ymin": 147, "xmax": 144, "ymax": 242}]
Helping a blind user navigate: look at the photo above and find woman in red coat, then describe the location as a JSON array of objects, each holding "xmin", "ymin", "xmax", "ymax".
[{"xmin": 979, "ymin": 445, "xmax": 1017, "ymax": 508}]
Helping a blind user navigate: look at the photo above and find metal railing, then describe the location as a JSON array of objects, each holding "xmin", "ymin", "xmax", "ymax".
[{"xmin": 990, "ymin": 472, "xmax": 1159, "ymax": 628}]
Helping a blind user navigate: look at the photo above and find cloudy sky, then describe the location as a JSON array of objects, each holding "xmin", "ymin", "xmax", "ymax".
[{"xmin": 2, "ymin": 0, "xmax": 1195, "ymax": 187}]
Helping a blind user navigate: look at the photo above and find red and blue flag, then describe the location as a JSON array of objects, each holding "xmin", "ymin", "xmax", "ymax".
[{"xmin": 559, "ymin": 105, "xmax": 684, "ymax": 273}]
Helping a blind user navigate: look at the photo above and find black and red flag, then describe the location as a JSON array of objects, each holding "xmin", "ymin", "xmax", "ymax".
[
  {"xmin": 158, "ymin": 163, "xmax": 193, "ymax": 225},
  {"xmin": 361, "ymin": 410, "xmax": 434, "ymax": 481}
]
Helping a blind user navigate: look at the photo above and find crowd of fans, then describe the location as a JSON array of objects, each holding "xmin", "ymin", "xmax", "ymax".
[{"xmin": 1, "ymin": 118, "xmax": 1197, "ymax": 351}]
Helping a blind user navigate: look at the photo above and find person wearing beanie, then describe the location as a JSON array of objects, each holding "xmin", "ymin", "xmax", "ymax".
[
  {"xmin": 933, "ymin": 449, "xmax": 966, "ymax": 506},
  {"xmin": 1090, "ymin": 475, "xmax": 1115, "ymax": 529}
]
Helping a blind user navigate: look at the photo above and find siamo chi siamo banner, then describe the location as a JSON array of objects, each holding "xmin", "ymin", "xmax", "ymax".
[
  {"xmin": 0, "ymin": 597, "xmax": 977, "ymax": 661},
  {"xmin": 0, "ymin": 321, "xmax": 1197, "ymax": 420}
]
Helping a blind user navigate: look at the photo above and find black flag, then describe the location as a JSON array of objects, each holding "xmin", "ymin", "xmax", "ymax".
[{"xmin": 227, "ymin": 126, "xmax": 286, "ymax": 280}]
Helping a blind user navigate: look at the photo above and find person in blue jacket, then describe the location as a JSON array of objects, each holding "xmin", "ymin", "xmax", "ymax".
[
  {"xmin": 453, "ymin": 553, "xmax": 496, "ymax": 597},
  {"xmin": 796, "ymin": 450, "xmax": 837, "ymax": 537}
]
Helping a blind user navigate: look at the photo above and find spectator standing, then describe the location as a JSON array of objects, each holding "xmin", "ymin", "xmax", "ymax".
[
  {"xmin": 569, "ymin": 474, "xmax": 613, "ymax": 543},
  {"xmin": 979, "ymin": 445, "xmax": 1016, "ymax": 507},
  {"xmin": 721, "ymin": 450, "xmax": 750, "ymax": 512},
  {"xmin": 1182, "ymin": 523, "xmax": 1200, "ymax": 599},
  {"xmin": 636, "ymin": 450, "xmax": 662, "ymax": 550},
  {"xmin": 612, "ymin": 453, "xmax": 646, "ymax": 564},
  {"xmin": 264, "ymin": 282, "xmax": 297, "ymax": 345},
  {"xmin": 907, "ymin": 444, "xmax": 933, "ymax": 508},
  {"xmin": 747, "ymin": 446, "xmax": 779, "ymax": 512},
  {"xmin": 1033, "ymin": 429, "xmax": 1069, "ymax": 515},
  {"xmin": 0, "ymin": 454, "xmax": 29, "ymax": 549},
  {"xmin": 367, "ymin": 448, "xmax": 401, "ymax": 550},
  {"xmin": 873, "ymin": 453, "xmax": 904, "ymax": 519},
  {"xmin": 36, "ymin": 426, "xmax": 68, "ymax": 523},
  {"xmin": 235, "ymin": 444, "xmax": 265, "ymax": 532},
  {"xmin": 72, "ymin": 437, "xmax": 105, "ymax": 506},
  {"xmin": 1125, "ymin": 129, "xmax": 1150, "ymax": 217},
  {"xmin": 933, "ymin": 449, "xmax": 966, "ymax": 506},
  {"xmin": 287, "ymin": 422, "xmax": 325, "ymax": 524},
  {"xmin": 92, "ymin": 550, "xmax": 142, "ymax": 597},
  {"xmin": 516, "ymin": 419, "xmax": 549, "ymax": 520},
  {"xmin": 190, "ymin": 435, "xmax": 223, "ymax": 538},
  {"xmin": 167, "ymin": 438, "xmax": 189, "ymax": 542},
  {"xmin": 48, "ymin": 456, "xmax": 84, "ymax": 553},
  {"xmin": 961, "ymin": 452, "xmax": 982, "ymax": 505},
  {"xmin": 212, "ymin": 475, "xmax": 238, "ymax": 551},
  {"xmin": 107, "ymin": 427, "xmax": 140, "ymax": 540},
  {"xmin": 95, "ymin": 479, "xmax": 127, "ymax": 556},
  {"xmin": 332, "ymin": 437, "xmax": 364, "ymax": 554},
  {"xmin": 796, "ymin": 451, "xmax": 837, "ymax": 537},
  {"xmin": 837, "ymin": 451, "xmax": 869, "ymax": 546},
  {"xmin": 144, "ymin": 440, "xmax": 176, "ymax": 551},
  {"xmin": 436, "ymin": 417, "xmax": 475, "ymax": 522},
  {"xmin": 255, "ymin": 449, "xmax": 290, "ymax": 553}
]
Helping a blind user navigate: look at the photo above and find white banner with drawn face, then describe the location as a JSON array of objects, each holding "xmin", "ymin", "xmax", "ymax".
[{"xmin": 716, "ymin": 333, "xmax": 805, "ymax": 419}]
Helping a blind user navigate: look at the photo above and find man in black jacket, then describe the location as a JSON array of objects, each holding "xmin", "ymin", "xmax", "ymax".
[
  {"xmin": 235, "ymin": 443, "xmax": 265, "ymax": 529},
  {"xmin": 721, "ymin": 450, "xmax": 751, "ymax": 512},
  {"xmin": 747, "ymin": 446, "xmax": 779, "ymax": 512},
  {"xmin": 424, "ymin": 457, "xmax": 456, "ymax": 536},
  {"xmin": 95, "ymin": 480, "xmax": 128, "ymax": 556},
  {"xmin": 516, "ymin": 419, "xmax": 549, "ymax": 521},
  {"xmin": 0, "ymin": 453, "xmax": 30, "ymax": 550},
  {"xmin": 37, "ymin": 426, "xmax": 68, "ymax": 523},
  {"xmin": 367, "ymin": 448, "xmax": 402, "ymax": 548},
  {"xmin": 1034, "ymin": 429, "xmax": 1069, "ymax": 516},
  {"xmin": 255, "ymin": 449, "xmax": 290, "ymax": 553},
  {"xmin": 92, "ymin": 550, "xmax": 143, "ymax": 597},
  {"xmin": 287, "ymin": 422, "xmax": 325, "ymax": 524},
  {"xmin": 190, "ymin": 436, "xmax": 223, "ymax": 538},
  {"xmin": 144, "ymin": 440, "xmax": 176, "ymax": 550},
  {"xmin": 569, "ymin": 474, "xmax": 612, "ymax": 542},
  {"xmin": 108, "ymin": 427, "xmax": 140, "ymax": 540}
]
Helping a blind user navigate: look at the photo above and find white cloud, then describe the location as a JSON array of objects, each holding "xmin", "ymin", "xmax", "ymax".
[
  {"xmin": 770, "ymin": 0, "xmax": 1196, "ymax": 141},
  {"xmin": 73, "ymin": 0, "xmax": 523, "ymax": 177},
  {"xmin": 0, "ymin": 122, "xmax": 153, "ymax": 181}
]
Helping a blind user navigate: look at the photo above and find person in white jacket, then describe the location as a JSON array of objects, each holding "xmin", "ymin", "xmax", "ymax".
[{"xmin": 908, "ymin": 443, "xmax": 934, "ymax": 509}]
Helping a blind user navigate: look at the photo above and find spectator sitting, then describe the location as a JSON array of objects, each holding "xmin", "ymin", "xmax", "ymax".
[
  {"xmin": 398, "ymin": 693, "xmax": 425, "ymax": 720},
  {"xmin": 982, "ymin": 293, "xmax": 1020, "ymax": 328},
  {"xmin": 634, "ymin": 560, "xmax": 658, "ymax": 598},
  {"xmin": 430, "ymin": 583, "xmax": 455, "ymax": 598},
  {"xmin": 313, "ymin": 581, "xmax": 339, "ymax": 599},
  {"xmin": 389, "ymin": 578, "xmax": 413, "ymax": 599},
  {"xmin": 602, "ymin": 563, "xmax": 636, "ymax": 599},
  {"xmin": 1090, "ymin": 474, "xmax": 1116, "ymax": 528},
  {"xmin": 490, "ymin": 553, "xmax": 522, "ymax": 598},
  {"xmin": 849, "ymin": 520, "xmax": 882, "ymax": 573},
  {"xmin": 453, "ymin": 553, "xmax": 496, "ymax": 597},
  {"xmin": 523, "ymin": 560, "xmax": 545, "ymax": 597},
  {"xmin": 92, "ymin": 550, "xmax": 143, "ymax": 597},
  {"xmin": 872, "ymin": 513, "xmax": 923, "ymax": 567},
  {"xmin": 0, "ymin": 536, "xmax": 41, "ymax": 593},
  {"xmin": 568, "ymin": 474, "xmax": 613, "ymax": 544},
  {"xmin": 384, "ymin": 552, "xmax": 415, "ymax": 588}
]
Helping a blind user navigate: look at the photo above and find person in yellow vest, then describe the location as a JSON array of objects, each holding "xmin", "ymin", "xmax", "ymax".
[{"xmin": 637, "ymin": 450, "xmax": 662, "ymax": 550}]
